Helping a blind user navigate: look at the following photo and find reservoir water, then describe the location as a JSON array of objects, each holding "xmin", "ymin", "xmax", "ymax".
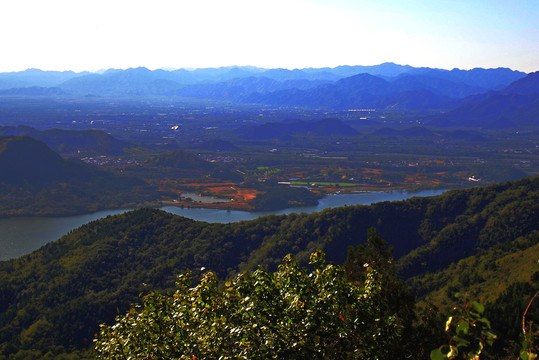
[{"xmin": 0, "ymin": 189, "xmax": 445, "ymax": 261}]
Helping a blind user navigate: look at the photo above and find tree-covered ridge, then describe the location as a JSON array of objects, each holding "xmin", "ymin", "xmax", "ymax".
[
  {"xmin": 238, "ymin": 176, "xmax": 539, "ymax": 278},
  {"xmin": 0, "ymin": 135, "xmax": 158, "ymax": 216},
  {"xmin": 249, "ymin": 184, "xmax": 321, "ymax": 211},
  {"xmin": 408, "ymin": 231, "xmax": 539, "ymax": 304},
  {"xmin": 0, "ymin": 175, "xmax": 538, "ymax": 358},
  {"xmin": 407, "ymin": 230, "xmax": 539, "ymax": 357},
  {"xmin": 0, "ymin": 125, "xmax": 134, "ymax": 156},
  {"xmin": 397, "ymin": 175, "xmax": 539, "ymax": 277},
  {"xmin": 0, "ymin": 210, "xmax": 292, "ymax": 357}
]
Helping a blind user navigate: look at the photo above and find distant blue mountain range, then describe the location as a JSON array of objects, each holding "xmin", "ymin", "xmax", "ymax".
[
  {"xmin": 0, "ymin": 63, "xmax": 536, "ymax": 129},
  {"xmin": 0, "ymin": 62, "xmax": 525, "ymax": 95}
]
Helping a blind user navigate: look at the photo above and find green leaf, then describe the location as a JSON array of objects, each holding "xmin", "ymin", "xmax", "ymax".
[
  {"xmin": 456, "ymin": 320, "xmax": 469, "ymax": 336},
  {"xmin": 480, "ymin": 317, "xmax": 491, "ymax": 328},
  {"xmin": 430, "ymin": 348, "xmax": 445, "ymax": 360},
  {"xmin": 452, "ymin": 336, "xmax": 470, "ymax": 347},
  {"xmin": 471, "ymin": 301, "xmax": 484, "ymax": 314}
]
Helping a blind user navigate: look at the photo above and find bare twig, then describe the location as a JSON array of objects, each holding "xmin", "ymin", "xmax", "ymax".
[{"xmin": 523, "ymin": 291, "xmax": 539, "ymax": 335}]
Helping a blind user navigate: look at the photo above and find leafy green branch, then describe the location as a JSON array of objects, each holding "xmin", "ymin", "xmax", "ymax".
[
  {"xmin": 431, "ymin": 293, "xmax": 496, "ymax": 360},
  {"xmin": 95, "ymin": 251, "xmax": 403, "ymax": 359}
]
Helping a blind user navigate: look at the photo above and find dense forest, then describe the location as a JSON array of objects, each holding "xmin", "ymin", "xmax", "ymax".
[{"xmin": 0, "ymin": 175, "xmax": 537, "ymax": 358}]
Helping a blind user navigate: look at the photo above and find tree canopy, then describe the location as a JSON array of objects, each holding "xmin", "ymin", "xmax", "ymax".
[{"xmin": 96, "ymin": 251, "xmax": 403, "ymax": 359}]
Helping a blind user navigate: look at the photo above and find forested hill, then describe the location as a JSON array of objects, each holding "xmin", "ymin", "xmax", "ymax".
[
  {"xmin": 0, "ymin": 125, "xmax": 134, "ymax": 156},
  {"xmin": 0, "ymin": 135, "xmax": 157, "ymax": 216},
  {"xmin": 0, "ymin": 175, "xmax": 538, "ymax": 357}
]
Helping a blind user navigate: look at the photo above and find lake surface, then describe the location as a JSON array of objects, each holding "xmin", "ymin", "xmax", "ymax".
[
  {"xmin": 0, "ymin": 189, "xmax": 445, "ymax": 261},
  {"xmin": 0, "ymin": 209, "xmax": 130, "ymax": 261},
  {"xmin": 163, "ymin": 189, "xmax": 445, "ymax": 222}
]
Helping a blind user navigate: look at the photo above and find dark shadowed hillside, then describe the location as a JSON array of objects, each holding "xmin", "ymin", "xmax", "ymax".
[
  {"xmin": 0, "ymin": 136, "xmax": 67, "ymax": 185},
  {"xmin": 0, "ymin": 125, "xmax": 133, "ymax": 155},
  {"xmin": 435, "ymin": 71, "xmax": 539, "ymax": 128},
  {"xmin": 0, "ymin": 136, "xmax": 157, "ymax": 216}
]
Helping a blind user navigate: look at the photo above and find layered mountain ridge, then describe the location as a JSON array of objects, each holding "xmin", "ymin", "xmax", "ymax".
[
  {"xmin": 0, "ymin": 64, "xmax": 536, "ymax": 128},
  {"xmin": 0, "ymin": 63, "xmax": 526, "ymax": 103}
]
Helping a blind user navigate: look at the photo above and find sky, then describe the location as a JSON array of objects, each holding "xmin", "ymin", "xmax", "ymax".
[{"xmin": 0, "ymin": 0, "xmax": 537, "ymax": 73}]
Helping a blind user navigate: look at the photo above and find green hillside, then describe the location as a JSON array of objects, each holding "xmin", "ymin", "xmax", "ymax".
[
  {"xmin": 408, "ymin": 231, "xmax": 539, "ymax": 357},
  {"xmin": 0, "ymin": 176, "xmax": 538, "ymax": 358},
  {"xmin": 409, "ymin": 231, "xmax": 539, "ymax": 305}
]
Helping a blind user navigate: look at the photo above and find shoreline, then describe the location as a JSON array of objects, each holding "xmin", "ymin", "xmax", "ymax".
[{"xmin": 162, "ymin": 185, "xmax": 448, "ymax": 212}]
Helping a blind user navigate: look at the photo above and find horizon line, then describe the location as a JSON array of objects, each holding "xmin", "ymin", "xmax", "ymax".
[{"xmin": 0, "ymin": 62, "xmax": 531, "ymax": 74}]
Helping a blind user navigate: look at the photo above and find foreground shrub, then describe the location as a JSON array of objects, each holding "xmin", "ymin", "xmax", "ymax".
[{"xmin": 95, "ymin": 251, "xmax": 401, "ymax": 359}]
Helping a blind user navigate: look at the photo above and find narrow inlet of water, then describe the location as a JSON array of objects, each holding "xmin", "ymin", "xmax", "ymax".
[{"xmin": 0, "ymin": 189, "xmax": 445, "ymax": 261}]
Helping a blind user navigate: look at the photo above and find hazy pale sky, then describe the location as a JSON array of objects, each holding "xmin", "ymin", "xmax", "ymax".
[{"xmin": 0, "ymin": 0, "xmax": 537, "ymax": 72}]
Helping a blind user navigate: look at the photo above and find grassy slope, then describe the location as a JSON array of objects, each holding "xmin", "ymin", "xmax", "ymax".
[{"xmin": 408, "ymin": 231, "xmax": 539, "ymax": 307}]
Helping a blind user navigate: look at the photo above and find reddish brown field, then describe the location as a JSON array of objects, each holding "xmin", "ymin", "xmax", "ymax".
[
  {"xmin": 157, "ymin": 165, "xmax": 446, "ymax": 211},
  {"xmin": 362, "ymin": 168, "xmax": 384, "ymax": 175},
  {"xmin": 159, "ymin": 180, "xmax": 261, "ymax": 211}
]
